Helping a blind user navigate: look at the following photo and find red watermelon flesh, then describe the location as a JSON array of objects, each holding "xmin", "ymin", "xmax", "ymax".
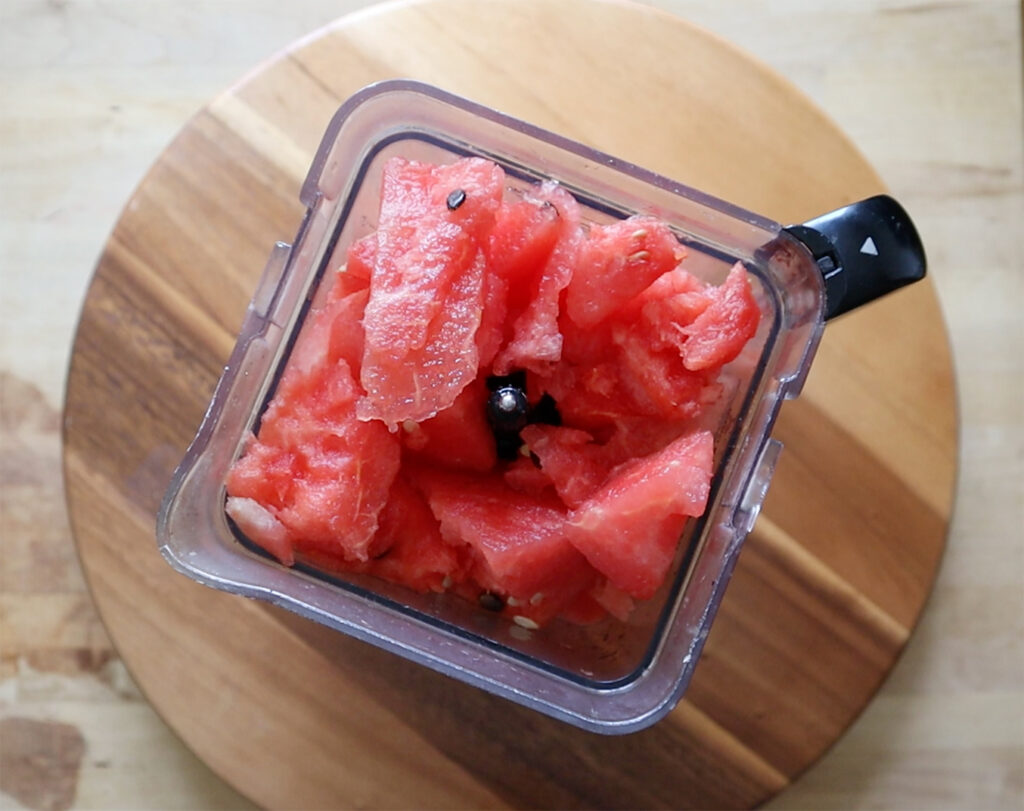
[
  {"xmin": 227, "ymin": 156, "xmax": 764, "ymax": 629},
  {"xmin": 414, "ymin": 468, "xmax": 597, "ymax": 610},
  {"xmin": 401, "ymin": 376, "xmax": 496, "ymax": 473},
  {"xmin": 358, "ymin": 157, "xmax": 504, "ymax": 426},
  {"xmin": 611, "ymin": 327, "xmax": 711, "ymax": 421},
  {"xmin": 558, "ymin": 311, "xmax": 617, "ymax": 366},
  {"xmin": 492, "ymin": 183, "xmax": 582, "ymax": 376},
  {"xmin": 230, "ymin": 339, "xmax": 400, "ymax": 563},
  {"xmin": 502, "ymin": 455, "xmax": 556, "ymax": 497},
  {"xmin": 611, "ymin": 267, "xmax": 711, "ymax": 358},
  {"xmin": 226, "ymin": 434, "xmax": 301, "ymax": 513},
  {"xmin": 343, "ymin": 234, "xmax": 376, "ymax": 284},
  {"xmin": 274, "ymin": 414, "xmax": 399, "ymax": 562},
  {"xmin": 530, "ymin": 362, "xmax": 637, "ymax": 436},
  {"xmin": 680, "ymin": 262, "xmax": 760, "ymax": 371},
  {"xmin": 628, "ymin": 265, "xmax": 707, "ymax": 311},
  {"xmin": 601, "ymin": 416, "xmax": 695, "ymax": 466},
  {"xmin": 519, "ymin": 424, "xmax": 613, "ymax": 509},
  {"xmin": 488, "ymin": 195, "xmax": 561, "ymax": 282},
  {"xmin": 487, "ymin": 194, "xmax": 562, "ymax": 319},
  {"xmin": 475, "ymin": 194, "xmax": 563, "ymax": 370},
  {"xmin": 273, "ymin": 287, "xmax": 365, "ymax": 404},
  {"xmin": 564, "ymin": 217, "xmax": 686, "ymax": 329},
  {"xmin": 326, "ymin": 289, "xmax": 369, "ymax": 378},
  {"xmin": 475, "ymin": 269, "xmax": 508, "ymax": 370},
  {"xmin": 361, "ymin": 475, "xmax": 467, "ymax": 593},
  {"xmin": 567, "ymin": 430, "xmax": 714, "ymax": 600},
  {"xmin": 258, "ymin": 348, "xmax": 361, "ymax": 449},
  {"xmin": 539, "ymin": 259, "xmax": 722, "ymax": 433}
]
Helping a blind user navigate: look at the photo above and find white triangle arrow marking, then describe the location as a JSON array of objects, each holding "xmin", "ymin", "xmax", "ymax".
[{"xmin": 860, "ymin": 236, "xmax": 879, "ymax": 256}]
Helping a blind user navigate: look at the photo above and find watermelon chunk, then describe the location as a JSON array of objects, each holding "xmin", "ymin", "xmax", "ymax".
[
  {"xmin": 567, "ymin": 430, "xmax": 714, "ymax": 600},
  {"xmin": 519, "ymin": 424, "xmax": 613, "ymax": 508},
  {"xmin": 557, "ymin": 592, "xmax": 609, "ymax": 626},
  {"xmin": 601, "ymin": 416, "xmax": 695, "ymax": 465},
  {"xmin": 488, "ymin": 195, "xmax": 562, "ymax": 288},
  {"xmin": 226, "ymin": 435, "xmax": 302, "ymax": 513},
  {"xmin": 531, "ymin": 361, "xmax": 635, "ymax": 435},
  {"xmin": 229, "ymin": 336, "xmax": 400, "ymax": 563},
  {"xmin": 492, "ymin": 183, "xmax": 582, "ymax": 375},
  {"xmin": 611, "ymin": 327, "xmax": 711, "ymax": 421},
  {"xmin": 538, "ymin": 260, "xmax": 724, "ymax": 433},
  {"xmin": 273, "ymin": 288, "xmax": 365, "ymax": 405},
  {"xmin": 358, "ymin": 157, "xmax": 504, "ymax": 426},
  {"xmin": 325, "ymin": 289, "xmax": 370, "ymax": 379},
  {"xmin": 363, "ymin": 475, "xmax": 466, "ymax": 593},
  {"xmin": 414, "ymin": 468, "xmax": 597, "ymax": 608},
  {"xmin": 564, "ymin": 217, "xmax": 686, "ymax": 329},
  {"xmin": 401, "ymin": 376, "xmax": 497, "ymax": 473},
  {"xmin": 502, "ymin": 455, "xmax": 556, "ymax": 497},
  {"xmin": 274, "ymin": 413, "xmax": 399, "ymax": 562},
  {"xmin": 475, "ymin": 194, "xmax": 563, "ymax": 369},
  {"xmin": 632, "ymin": 266, "xmax": 710, "ymax": 347},
  {"xmin": 475, "ymin": 269, "xmax": 509, "ymax": 371},
  {"xmin": 680, "ymin": 262, "xmax": 760, "ymax": 371},
  {"xmin": 343, "ymin": 234, "xmax": 376, "ymax": 283}
]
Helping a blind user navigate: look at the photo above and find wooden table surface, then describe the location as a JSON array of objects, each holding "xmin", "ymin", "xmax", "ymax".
[{"xmin": 2, "ymin": 1, "xmax": 1021, "ymax": 809}]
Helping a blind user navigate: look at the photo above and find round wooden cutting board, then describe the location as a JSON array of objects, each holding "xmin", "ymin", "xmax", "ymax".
[{"xmin": 63, "ymin": 0, "xmax": 957, "ymax": 807}]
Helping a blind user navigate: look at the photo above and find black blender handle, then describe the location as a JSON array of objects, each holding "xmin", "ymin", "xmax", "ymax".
[{"xmin": 785, "ymin": 195, "xmax": 927, "ymax": 320}]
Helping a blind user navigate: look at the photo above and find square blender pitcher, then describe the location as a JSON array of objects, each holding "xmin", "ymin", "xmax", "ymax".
[{"xmin": 157, "ymin": 80, "xmax": 925, "ymax": 734}]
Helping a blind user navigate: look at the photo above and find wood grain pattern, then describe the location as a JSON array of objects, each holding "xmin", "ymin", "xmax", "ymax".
[{"xmin": 61, "ymin": 0, "xmax": 958, "ymax": 807}]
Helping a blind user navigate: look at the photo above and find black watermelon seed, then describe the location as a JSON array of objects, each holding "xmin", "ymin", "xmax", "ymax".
[
  {"xmin": 478, "ymin": 592, "xmax": 504, "ymax": 611},
  {"xmin": 446, "ymin": 189, "xmax": 467, "ymax": 210}
]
